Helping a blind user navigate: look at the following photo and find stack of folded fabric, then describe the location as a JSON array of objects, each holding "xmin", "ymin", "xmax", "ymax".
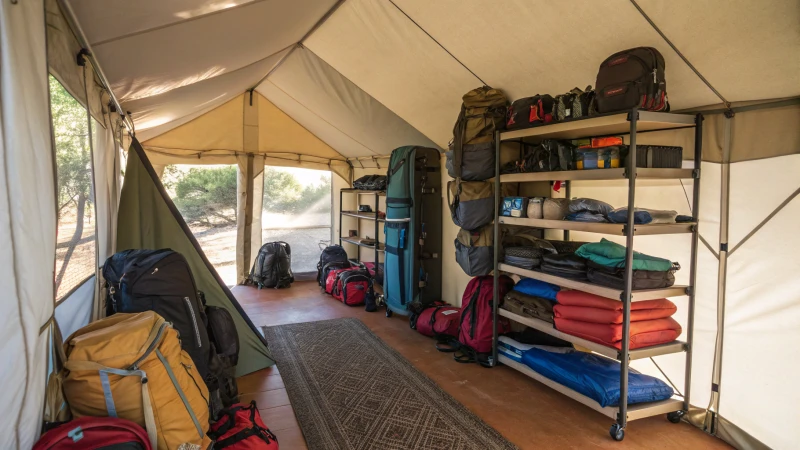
[
  {"xmin": 565, "ymin": 198, "xmax": 614, "ymax": 223},
  {"xmin": 503, "ymin": 288, "xmax": 556, "ymax": 333},
  {"xmin": 539, "ymin": 253, "xmax": 588, "ymax": 280},
  {"xmin": 553, "ymin": 290, "xmax": 681, "ymax": 349},
  {"xmin": 576, "ymin": 238, "xmax": 678, "ymax": 289}
]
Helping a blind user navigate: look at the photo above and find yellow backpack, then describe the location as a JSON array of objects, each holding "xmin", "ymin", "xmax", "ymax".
[{"xmin": 62, "ymin": 311, "xmax": 211, "ymax": 450}]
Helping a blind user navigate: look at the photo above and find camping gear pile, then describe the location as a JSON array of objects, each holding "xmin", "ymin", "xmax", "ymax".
[
  {"xmin": 316, "ymin": 245, "xmax": 374, "ymax": 307},
  {"xmin": 500, "ymin": 195, "xmax": 689, "ymax": 225},
  {"xmin": 448, "ymin": 87, "xmax": 509, "ymax": 277},
  {"xmin": 39, "ymin": 249, "xmax": 279, "ymax": 450}
]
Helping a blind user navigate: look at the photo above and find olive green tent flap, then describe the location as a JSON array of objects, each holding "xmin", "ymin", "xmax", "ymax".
[{"xmin": 117, "ymin": 138, "xmax": 274, "ymax": 376}]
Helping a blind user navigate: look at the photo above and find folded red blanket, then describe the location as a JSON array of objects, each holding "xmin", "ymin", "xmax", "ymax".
[
  {"xmin": 554, "ymin": 317, "xmax": 682, "ymax": 349},
  {"xmin": 556, "ymin": 290, "xmax": 676, "ymax": 312},
  {"xmin": 553, "ymin": 304, "xmax": 677, "ymax": 324}
]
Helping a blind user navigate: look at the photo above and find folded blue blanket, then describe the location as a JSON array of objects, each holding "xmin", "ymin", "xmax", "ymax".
[
  {"xmin": 513, "ymin": 278, "xmax": 559, "ymax": 301},
  {"xmin": 521, "ymin": 348, "xmax": 674, "ymax": 407}
]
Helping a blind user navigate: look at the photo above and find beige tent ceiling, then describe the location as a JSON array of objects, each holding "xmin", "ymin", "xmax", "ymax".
[{"xmin": 66, "ymin": 0, "xmax": 799, "ymax": 164}]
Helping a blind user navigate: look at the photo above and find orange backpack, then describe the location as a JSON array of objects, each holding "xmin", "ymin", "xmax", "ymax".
[{"xmin": 62, "ymin": 312, "xmax": 211, "ymax": 450}]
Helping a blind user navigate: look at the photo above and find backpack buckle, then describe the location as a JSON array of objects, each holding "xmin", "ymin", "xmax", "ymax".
[{"xmin": 68, "ymin": 426, "xmax": 83, "ymax": 442}]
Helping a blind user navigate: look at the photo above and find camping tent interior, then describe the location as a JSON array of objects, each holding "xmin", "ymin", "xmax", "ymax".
[{"xmin": 1, "ymin": 0, "xmax": 798, "ymax": 448}]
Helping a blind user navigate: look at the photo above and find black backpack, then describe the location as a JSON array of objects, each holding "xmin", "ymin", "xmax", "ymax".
[
  {"xmin": 103, "ymin": 249, "xmax": 211, "ymax": 379},
  {"xmin": 250, "ymin": 241, "xmax": 294, "ymax": 289},
  {"xmin": 595, "ymin": 47, "xmax": 669, "ymax": 114},
  {"xmin": 316, "ymin": 245, "xmax": 349, "ymax": 286},
  {"xmin": 503, "ymin": 140, "xmax": 574, "ymax": 173},
  {"xmin": 204, "ymin": 300, "xmax": 240, "ymax": 415}
]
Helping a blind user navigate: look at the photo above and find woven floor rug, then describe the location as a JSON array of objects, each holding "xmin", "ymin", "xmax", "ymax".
[{"xmin": 262, "ymin": 318, "xmax": 517, "ymax": 450}]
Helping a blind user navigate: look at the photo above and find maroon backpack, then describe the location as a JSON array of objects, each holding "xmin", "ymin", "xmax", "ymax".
[
  {"xmin": 34, "ymin": 417, "xmax": 151, "ymax": 450},
  {"xmin": 411, "ymin": 303, "xmax": 461, "ymax": 339},
  {"xmin": 456, "ymin": 275, "xmax": 514, "ymax": 366}
]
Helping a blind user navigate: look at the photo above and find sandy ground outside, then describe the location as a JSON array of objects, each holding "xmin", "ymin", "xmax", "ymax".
[{"xmin": 191, "ymin": 211, "xmax": 331, "ymax": 286}]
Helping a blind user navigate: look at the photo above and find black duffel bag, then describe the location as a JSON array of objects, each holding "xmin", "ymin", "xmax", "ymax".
[
  {"xmin": 506, "ymin": 94, "xmax": 555, "ymax": 130},
  {"xmin": 353, "ymin": 174, "xmax": 387, "ymax": 190},
  {"xmin": 586, "ymin": 260, "xmax": 679, "ymax": 289}
]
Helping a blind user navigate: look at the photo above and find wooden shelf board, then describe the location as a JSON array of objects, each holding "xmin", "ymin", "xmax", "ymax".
[
  {"xmin": 498, "ymin": 217, "xmax": 695, "ymax": 235},
  {"xmin": 341, "ymin": 189, "xmax": 386, "ymax": 196},
  {"xmin": 341, "ymin": 237, "xmax": 385, "ymax": 252},
  {"xmin": 499, "ymin": 111, "xmax": 696, "ymax": 142},
  {"xmin": 499, "ymin": 309, "xmax": 686, "ymax": 360},
  {"xmin": 498, "ymin": 263, "xmax": 689, "ymax": 301},
  {"xmin": 341, "ymin": 211, "xmax": 384, "ymax": 222},
  {"xmin": 499, "ymin": 167, "xmax": 694, "ymax": 183}
]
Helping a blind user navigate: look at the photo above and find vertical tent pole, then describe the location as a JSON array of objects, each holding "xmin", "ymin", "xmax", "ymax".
[
  {"xmin": 707, "ymin": 113, "xmax": 733, "ymax": 432},
  {"xmin": 492, "ymin": 131, "xmax": 501, "ymax": 367},
  {"xmin": 618, "ymin": 109, "xmax": 639, "ymax": 430},
  {"xmin": 684, "ymin": 114, "xmax": 704, "ymax": 414}
]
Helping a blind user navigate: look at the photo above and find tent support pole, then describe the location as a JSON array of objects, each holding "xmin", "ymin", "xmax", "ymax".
[
  {"xmin": 617, "ymin": 109, "xmax": 639, "ymax": 431},
  {"xmin": 491, "ymin": 131, "xmax": 501, "ymax": 367},
  {"xmin": 684, "ymin": 113, "xmax": 704, "ymax": 414},
  {"xmin": 707, "ymin": 115, "xmax": 733, "ymax": 432}
]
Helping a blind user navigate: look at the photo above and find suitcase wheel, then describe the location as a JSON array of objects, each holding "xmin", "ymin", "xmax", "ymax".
[{"xmin": 385, "ymin": 309, "xmax": 393, "ymax": 318}]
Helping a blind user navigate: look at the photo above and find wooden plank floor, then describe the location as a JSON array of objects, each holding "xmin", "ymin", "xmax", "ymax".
[{"xmin": 234, "ymin": 281, "xmax": 729, "ymax": 450}]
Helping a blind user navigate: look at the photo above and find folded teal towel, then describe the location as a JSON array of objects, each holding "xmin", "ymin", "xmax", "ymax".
[{"xmin": 575, "ymin": 238, "xmax": 674, "ymax": 272}]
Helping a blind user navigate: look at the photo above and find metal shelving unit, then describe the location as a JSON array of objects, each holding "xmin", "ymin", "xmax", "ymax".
[
  {"xmin": 491, "ymin": 110, "xmax": 703, "ymax": 441},
  {"xmin": 339, "ymin": 188, "xmax": 384, "ymax": 290}
]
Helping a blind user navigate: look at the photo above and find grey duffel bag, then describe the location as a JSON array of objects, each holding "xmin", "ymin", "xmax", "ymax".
[
  {"xmin": 454, "ymin": 224, "xmax": 493, "ymax": 276},
  {"xmin": 448, "ymin": 180, "xmax": 494, "ymax": 230},
  {"xmin": 446, "ymin": 141, "xmax": 495, "ymax": 181}
]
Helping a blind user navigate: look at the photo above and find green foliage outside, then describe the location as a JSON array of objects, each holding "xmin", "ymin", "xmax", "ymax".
[
  {"xmin": 167, "ymin": 165, "xmax": 331, "ymax": 227},
  {"xmin": 49, "ymin": 75, "xmax": 94, "ymax": 292}
]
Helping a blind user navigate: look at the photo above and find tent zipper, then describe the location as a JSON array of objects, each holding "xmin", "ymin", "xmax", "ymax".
[{"xmin": 184, "ymin": 297, "xmax": 202, "ymax": 348}]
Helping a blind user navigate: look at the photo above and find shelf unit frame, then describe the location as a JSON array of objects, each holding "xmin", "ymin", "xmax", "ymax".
[
  {"xmin": 491, "ymin": 110, "xmax": 704, "ymax": 434},
  {"xmin": 339, "ymin": 188, "xmax": 384, "ymax": 288}
]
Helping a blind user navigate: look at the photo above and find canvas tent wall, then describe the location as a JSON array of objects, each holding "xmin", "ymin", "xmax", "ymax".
[{"xmin": 2, "ymin": 0, "xmax": 799, "ymax": 448}]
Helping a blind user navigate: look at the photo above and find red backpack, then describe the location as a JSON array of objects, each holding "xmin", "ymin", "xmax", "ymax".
[
  {"xmin": 208, "ymin": 401, "xmax": 279, "ymax": 449},
  {"xmin": 33, "ymin": 417, "xmax": 151, "ymax": 450},
  {"xmin": 332, "ymin": 269, "xmax": 372, "ymax": 306},
  {"xmin": 456, "ymin": 275, "xmax": 514, "ymax": 366}
]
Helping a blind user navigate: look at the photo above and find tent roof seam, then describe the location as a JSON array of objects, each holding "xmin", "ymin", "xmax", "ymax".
[
  {"xmin": 629, "ymin": 0, "xmax": 729, "ymax": 107},
  {"xmin": 89, "ymin": 0, "xmax": 271, "ymax": 47},
  {"xmin": 386, "ymin": 0, "xmax": 485, "ymax": 86},
  {"xmin": 260, "ymin": 80, "xmax": 381, "ymax": 156}
]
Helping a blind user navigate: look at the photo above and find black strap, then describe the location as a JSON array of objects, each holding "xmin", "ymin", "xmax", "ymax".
[
  {"xmin": 386, "ymin": 197, "xmax": 412, "ymax": 206},
  {"xmin": 398, "ymin": 244, "xmax": 405, "ymax": 305},
  {"xmin": 390, "ymin": 157, "xmax": 406, "ymax": 176},
  {"xmin": 453, "ymin": 106, "xmax": 466, "ymax": 179}
]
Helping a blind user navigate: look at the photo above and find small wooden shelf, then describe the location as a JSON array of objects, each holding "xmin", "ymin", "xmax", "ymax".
[
  {"xmin": 341, "ymin": 211, "xmax": 384, "ymax": 222},
  {"xmin": 340, "ymin": 188, "xmax": 386, "ymax": 196},
  {"xmin": 341, "ymin": 237, "xmax": 385, "ymax": 252},
  {"xmin": 499, "ymin": 167, "xmax": 695, "ymax": 183},
  {"xmin": 499, "ymin": 111, "xmax": 696, "ymax": 142},
  {"xmin": 498, "ymin": 309, "xmax": 686, "ymax": 360},
  {"xmin": 498, "ymin": 217, "xmax": 695, "ymax": 235},
  {"xmin": 498, "ymin": 263, "xmax": 688, "ymax": 301},
  {"xmin": 498, "ymin": 355, "xmax": 684, "ymax": 421}
]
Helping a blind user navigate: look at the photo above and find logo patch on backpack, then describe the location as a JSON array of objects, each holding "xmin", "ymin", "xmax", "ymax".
[
  {"xmin": 605, "ymin": 87, "xmax": 625, "ymax": 96},
  {"xmin": 608, "ymin": 56, "xmax": 628, "ymax": 66}
]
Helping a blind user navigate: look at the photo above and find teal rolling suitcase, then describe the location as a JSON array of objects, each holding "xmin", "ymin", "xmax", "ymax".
[{"xmin": 383, "ymin": 146, "xmax": 442, "ymax": 316}]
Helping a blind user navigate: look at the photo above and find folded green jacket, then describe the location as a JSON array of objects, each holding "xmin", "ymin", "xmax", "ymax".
[{"xmin": 575, "ymin": 238, "xmax": 674, "ymax": 272}]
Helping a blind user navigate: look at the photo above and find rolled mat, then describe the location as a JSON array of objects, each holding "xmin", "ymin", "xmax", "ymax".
[{"xmin": 554, "ymin": 317, "xmax": 682, "ymax": 349}]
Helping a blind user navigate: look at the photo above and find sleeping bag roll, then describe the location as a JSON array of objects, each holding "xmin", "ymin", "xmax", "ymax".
[{"xmin": 520, "ymin": 348, "xmax": 674, "ymax": 407}]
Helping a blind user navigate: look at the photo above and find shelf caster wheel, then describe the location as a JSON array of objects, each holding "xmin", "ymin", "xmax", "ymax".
[
  {"xmin": 667, "ymin": 411, "xmax": 685, "ymax": 424},
  {"xmin": 609, "ymin": 424, "xmax": 625, "ymax": 441},
  {"xmin": 385, "ymin": 309, "xmax": 393, "ymax": 318}
]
